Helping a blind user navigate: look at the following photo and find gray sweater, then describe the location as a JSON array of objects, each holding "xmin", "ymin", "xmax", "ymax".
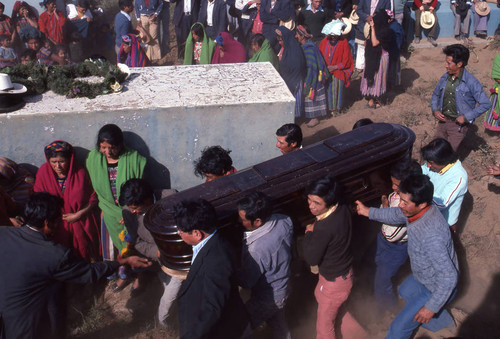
[{"xmin": 369, "ymin": 205, "xmax": 458, "ymax": 313}]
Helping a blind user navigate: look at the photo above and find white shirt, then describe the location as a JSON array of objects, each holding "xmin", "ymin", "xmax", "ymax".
[
  {"xmin": 207, "ymin": 0, "xmax": 215, "ymax": 26},
  {"xmin": 191, "ymin": 231, "xmax": 216, "ymax": 264},
  {"xmin": 184, "ymin": 0, "xmax": 192, "ymax": 14},
  {"xmin": 120, "ymin": 10, "xmax": 132, "ymax": 21},
  {"xmin": 66, "ymin": 4, "xmax": 93, "ymax": 20}
]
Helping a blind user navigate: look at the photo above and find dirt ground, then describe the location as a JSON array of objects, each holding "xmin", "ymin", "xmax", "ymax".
[{"xmin": 66, "ymin": 19, "xmax": 500, "ymax": 339}]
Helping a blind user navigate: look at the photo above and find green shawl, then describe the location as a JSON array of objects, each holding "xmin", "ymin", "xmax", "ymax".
[
  {"xmin": 492, "ymin": 52, "xmax": 500, "ymax": 91},
  {"xmin": 86, "ymin": 148, "xmax": 146, "ymax": 250},
  {"xmin": 183, "ymin": 23, "xmax": 216, "ymax": 65},
  {"xmin": 248, "ymin": 39, "xmax": 279, "ymax": 71}
]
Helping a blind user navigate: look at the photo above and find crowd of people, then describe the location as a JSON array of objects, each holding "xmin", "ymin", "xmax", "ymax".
[
  {"xmin": 1, "ymin": 0, "xmax": 500, "ymax": 338},
  {"xmin": 0, "ymin": 0, "xmax": 498, "ymax": 124}
]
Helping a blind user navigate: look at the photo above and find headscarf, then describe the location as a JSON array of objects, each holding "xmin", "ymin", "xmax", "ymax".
[
  {"xmin": 211, "ymin": 32, "xmax": 247, "ymax": 64},
  {"xmin": 184, "ymin": 22, "xmax": 216, "ymax": 65},
  {"xmin": 297, "ymin": 25, "xmax": 313, "ymax": 39},
  {"xmin": 33, "ymin": 141, "xmax": 100, "ymax": 261},
  {"xmin": 86, "ymin": 147, "xmax": 146, "ymax": 251},
  {"xmin": 19, "ymin": 25, "xmax": 43, "ymax": 42},
  {"xmin": 118, "ymin": 34, "xmax": 150, "ymax": 67},
  {"xmin": 276, "ymin": 26, "xmax": 306, "ymax": 93},
  {"xmin": 0, "ymin": 157, "xmax": 34, "ymax": 207},
  {"xmin": 321, "ymin": 20, "xmax": 346, "ymax": 37},
  {"xmin": 248, "ymin": 39, "xmax": 279, "ymax": 71},
  {"xmin": 364, "ymin": 9, "xmax": 392, "ymax": 86}
]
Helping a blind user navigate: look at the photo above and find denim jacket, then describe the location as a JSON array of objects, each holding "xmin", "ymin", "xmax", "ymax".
[
  {"xmin": 238, "ymin": 214, "xmax": 294, "ymax": 302},
  {"xmin": 431, "ymin": 68, "xmax": 490, "ymax": 123}
]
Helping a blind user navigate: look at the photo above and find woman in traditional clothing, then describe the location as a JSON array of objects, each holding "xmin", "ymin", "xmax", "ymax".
[
  {"xmin": 38, "ymin": 0, "xmax": 66, "ymax": 46},
  {"xmin": 211, "ymin": 32, "xmax": 247, "ymax": 64},
  {"xmin": 12, "ymin": 1, "xmax": 39, "ymax": 34},
  {"xmin": 360, "ymin": 9, "xmax": 392, "ymax": 109},
  {"xmin": 86, "ymin": 124, "xmax": 146, "ymax": 288},
  {"xmin": 319, "ymin": 20, "xmax": 353, "ymax": 114},
  {"xmin": 33, "ymin": 141, "xmax": 100, "ymax": 261},
  {"xmin": 248, "ymin": 33, "xmax": 278, "ymax": 70},
  {"xmin": 295, "ymin": 24, "xmax": 329, "ymax": 128},
  {"xmin": 118, "ymin": 33, "xmax": 150, "ymax": 67},
  {"xmin": 484, "ymin": 52, "xmax": 500, "ymax": 131},
  {"xmin": 184, "ymin": 22, "xmax": 216, "ymax": 65},
  {"xmin": 275, "ymin": 26, "xmax": 306, "ymax": 118}
]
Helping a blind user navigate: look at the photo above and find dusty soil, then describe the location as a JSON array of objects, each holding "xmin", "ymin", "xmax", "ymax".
[{"xmin": 67, "ymin": 11, "xmax": 500, "ymax": 338}]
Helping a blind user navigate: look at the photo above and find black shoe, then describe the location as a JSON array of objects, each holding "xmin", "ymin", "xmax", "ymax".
[
  {"xmin": 455, "ymin": 35, "xmax": 461, "ymax": 41},
  {"xmin": 427, "ymin": 37, "xmax": 438, "ymax": 47},
  {"xmin": 414, "ymin": 37, "xmax": 421, "ymax": 44}
]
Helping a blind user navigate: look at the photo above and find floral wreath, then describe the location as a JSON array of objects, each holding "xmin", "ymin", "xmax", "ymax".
[{"xmin": 2, "ymin": 59, "xmax": 128, "ymax": 99}]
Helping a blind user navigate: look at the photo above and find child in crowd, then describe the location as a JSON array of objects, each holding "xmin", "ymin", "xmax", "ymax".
[
  {"xmin": 20, "ymin": 48, "xmax": 36, "ymax": 64},
  {"xmin": 183, "ymin": 23, "xmax": 215, "ymax": 65},
  {"xmin": 52, "ymin": 44, "xmax": 72, "ymax": 65},
  {"xmin": 0, "ymin": 34, "xmax": 17, "ymax": 67},
  {"xmin": 118, "ymin": 34, "xmax": 150, "ymax": 67}
]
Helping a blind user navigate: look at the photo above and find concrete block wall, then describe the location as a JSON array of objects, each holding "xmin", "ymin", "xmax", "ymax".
[{"xmin": 0, "ymin": 63, "xmax": 295, "ymax": 190}]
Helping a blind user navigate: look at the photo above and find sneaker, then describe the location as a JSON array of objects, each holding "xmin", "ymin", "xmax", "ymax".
[
  {"xmin": 414, "ymin": 37, "xmax": 421, "ymax": 44},
  {"xmin": 428, "ymin": 37, "xmax": 438, "ymax": 47}
]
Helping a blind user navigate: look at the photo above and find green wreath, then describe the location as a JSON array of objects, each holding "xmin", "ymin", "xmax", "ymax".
[{"xmin": 2, "ymin": 60, "xmax": 128, "ymax": 99}]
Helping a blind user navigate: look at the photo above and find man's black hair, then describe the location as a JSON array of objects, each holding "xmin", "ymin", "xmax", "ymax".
[
  {"xmin": 174, "ymin": 199, "xmax": 217, "ymax": 234},
  {"xmin": 194, "ymin": 145, "xmax": 233, "ymax": 178},
  {"xmin": 118, "ymin": 0, "xmax": 133, "ymax": 10},
  {"xmin": 399, "ymin": 174, "xmax": 434, "ymax": 206},
  {"xmin": 119, "ymin": 179, "xmax": 154, "ymax": 207},
  {"xmin": 305, "ymin": 175, "xmax": 342, "ymax": 208},
  {"xmin": 237, "ymin": 191, "xmax": 273, "ymax": 225},
  {"xmin": 352, "ymin": 118, "xmax": 374, "ymax": 130},
  {"xmin": 390, "ymin": 160, "xmax": 422, "ymax": 181},
  {"xmin": 276, "ymin": 123, "xmax": 302, "ymax": 147},
  {"xmin": 77, "ymin": 0, "xmax": 90, "ymax": 9},
  {"xmin": 24, "ymin": 192, "xmax": 64, "ymax": 229},
  {"xmin": 421, "ymin": 138, "xmax": 458, "ymax": 166},
  {"xmin": 96, "ymin": 123, "xmax": 124, "ymax": 149},
  {"xmin": 250, "ymin": 33, "xmax": 266, "ymax": 48},
  {"xmin": 443, "ymin": 44, "xmax": 469, "ymax": 67}
]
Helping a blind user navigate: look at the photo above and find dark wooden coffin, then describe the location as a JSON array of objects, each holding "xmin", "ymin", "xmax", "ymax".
[{"xmin": 144, "ymin": 123, "xmax": 415, "ymax": 271}]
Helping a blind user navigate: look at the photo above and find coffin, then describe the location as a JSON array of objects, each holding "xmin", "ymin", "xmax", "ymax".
[{"xmin": 144, "ymin": 123, "xmax": 416, "ymax": 271}]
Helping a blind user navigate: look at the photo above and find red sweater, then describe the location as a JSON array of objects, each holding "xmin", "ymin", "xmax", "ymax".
[{"xmin": 414, "ymin": 0, "xmax": 438, "ymax": 9}]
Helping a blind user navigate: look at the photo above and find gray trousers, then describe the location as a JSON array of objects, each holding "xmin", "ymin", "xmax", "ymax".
[
  {"xmin": 157, "ymin": 271, "xmax": 183, "ymax": 325},
  {"xmin": 451, "ymin": 5, "xmax": 471, "ymax": 36}
]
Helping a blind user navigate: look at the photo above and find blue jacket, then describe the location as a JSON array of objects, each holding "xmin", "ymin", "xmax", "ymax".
[
  {"xmin": 114, "ymin": 11, "xmax": 133, "ymax": 47},
  {"xmin": 431, "ymin": 68, "xmax": 490, "ymax": 122},
  {"xmin": 135, "ymin": 0, "xmax": 164, "ymax": 17}
]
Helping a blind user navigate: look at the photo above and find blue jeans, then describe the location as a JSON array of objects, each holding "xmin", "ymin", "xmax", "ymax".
[
  {"xmin": 386, "ymin": 275, "xmax": 456, "ymax": 339},
  {"xmin": 374, "ymin": 233, "xmax": 409, "ymax": 312}
]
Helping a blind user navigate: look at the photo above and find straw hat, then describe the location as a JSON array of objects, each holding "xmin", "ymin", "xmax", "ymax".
[
  {"xmin": 349, "ymin": 9, "xmax": 359, "ymax": 25},
  {"xmin": 474, "ymin": 1, "xmax": 490, "ymax": 16},
  {"xmin": 340, "ymin": 17, "xmax": 352, "ymax": 35},
  {"xmin": 420, "ymin": 11, "xmax": 435, "ymax": 29},
  {"xmin": 363, "ymin": 23, "xmax": 370, "ymax": 39},
  {"xmin": 0, "ymin": 74, "xmax": 27, "ymax": 94}
]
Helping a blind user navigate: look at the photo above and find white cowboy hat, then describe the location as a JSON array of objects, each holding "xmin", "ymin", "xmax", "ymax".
[
  {"xmin": 420, "ymin": 11, "xmax": 436, "ymax": 30},
  {"xmin": 0, "ymin": 74, "xmax": 27, "ymax": 95},
  {"xmin": 474, "ymin": 1, "xmax": 491, "ymax": 16},
  {"xmin": 363, "ymin": 22, "xmax": 370, "ymax": 39},
  {"xmin": 340, "ymin": 17, "xmax": 352, "ymax": 35},
  {"xmin": 349, "ymin": 9, "xmax": 359, "ymax": 25}
]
